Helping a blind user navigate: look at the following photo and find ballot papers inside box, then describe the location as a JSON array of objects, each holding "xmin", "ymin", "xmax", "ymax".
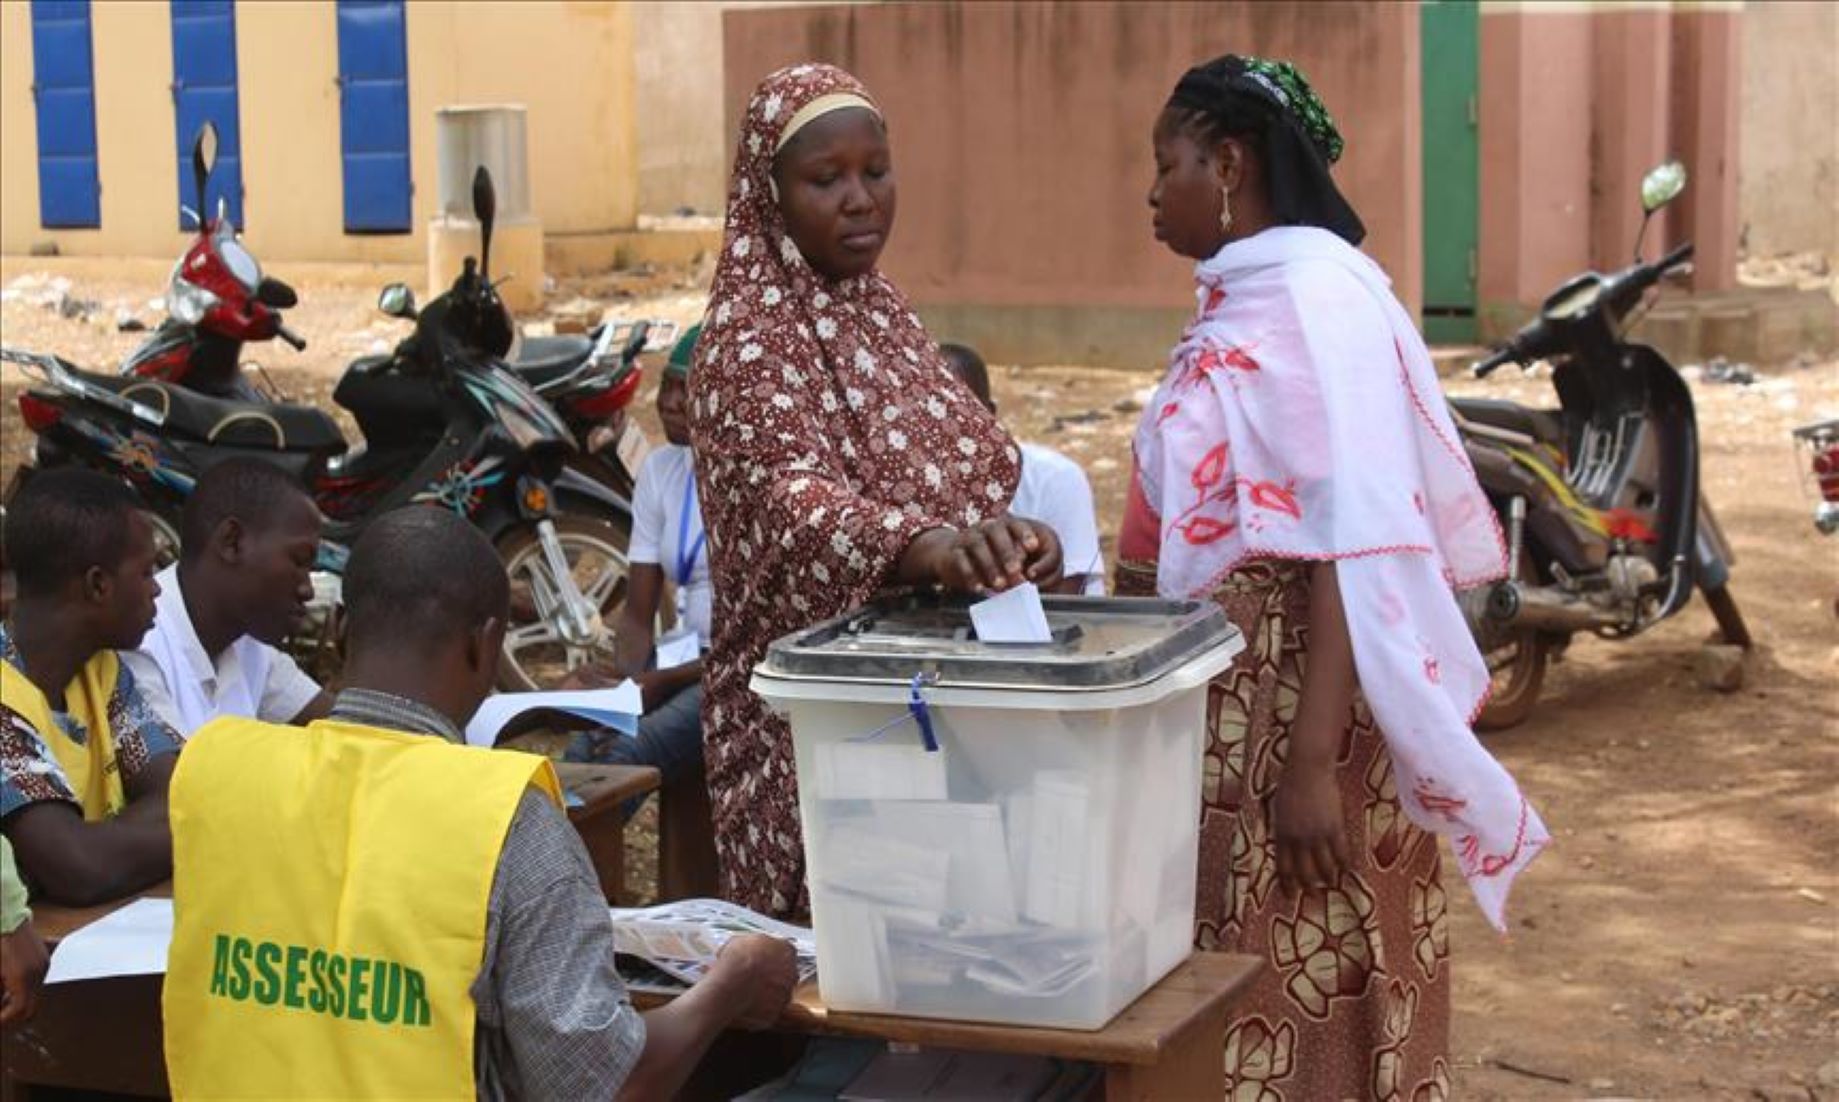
[{"xmin": 753, "ymin": 592, "xmax": 1244, "ymax": 1030}]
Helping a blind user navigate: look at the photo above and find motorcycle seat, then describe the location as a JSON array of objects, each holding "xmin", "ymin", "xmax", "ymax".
[
  {"xmin": 97, "ymin": 375, "xmax": 346, "ymax": 453},
  {"xmin": 511, "ymin": 334, "xmax": 598, "ymax": 388},
  {"xmin": 1450, "ymin": 398, "xmax": 1565, "ymax": 447}
]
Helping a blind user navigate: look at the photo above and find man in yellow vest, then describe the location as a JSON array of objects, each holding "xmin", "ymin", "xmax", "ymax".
[
  {"xmin": 0, "ymin": 468, "xmax": 180, "ymax": 906},
  {"xmin": 165, "ymin": 506, "xmax": 797, "ymax": 1100}
]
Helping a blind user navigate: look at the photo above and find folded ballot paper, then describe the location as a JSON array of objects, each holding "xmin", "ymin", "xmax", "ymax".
[
  {"xmin": 464, "ymin": 680, "xmax": 644, "ymax": 748},
  {"xmin": 968, "ymin": 582, "xmax": 1052, "ymax": 644}
]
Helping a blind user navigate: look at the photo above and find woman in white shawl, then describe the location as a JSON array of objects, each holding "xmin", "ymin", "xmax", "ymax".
[{"xmin": 1126, "ymin": 54, "xmax": 1548, "ymax": 1097}]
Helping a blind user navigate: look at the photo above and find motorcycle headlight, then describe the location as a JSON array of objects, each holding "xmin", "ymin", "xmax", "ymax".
[{"xmin": 169, "ymin": 277, "xmax": 221, "ymax": 326}]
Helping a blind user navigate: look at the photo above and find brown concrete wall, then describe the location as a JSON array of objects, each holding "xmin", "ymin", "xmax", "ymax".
[
  {"xmin": 1478, "ymin": 2, "xmax": 1744, "ymax": 336},
  {"xmin": 1478, "ymin": 5, "xmax": 1596, "ymax": 334},
  {"xmin": 1739, "ymin": 0, "xmax": 1838, "ymax": 259},
  {"xmin": 1670, "ymin": 5, "xmax": 1743, "ymax": 295},
  {"xmin": 1591, "ymin": 7, "xmax": 1674, "ymax": 275},
  {"xmin": 722, "ymin": 1, "xmax": 1421, "ymax": 367},
  {"xmin": 635, "ymin": 1, "xmax": 744, "ymax": 217},
  {"xmin": 1728, "ymin": 1, "xmax": 1831, "ymax": 259}
]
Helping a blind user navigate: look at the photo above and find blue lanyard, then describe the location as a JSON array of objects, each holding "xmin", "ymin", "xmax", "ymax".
[{"xmin": 675, "ymin": 472, "xmax": 707, "ymax": 587}]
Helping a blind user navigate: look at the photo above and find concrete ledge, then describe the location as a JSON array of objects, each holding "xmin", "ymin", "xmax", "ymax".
[
  {"xmin": 915, "ymin": 302, "xmax": 1190, "ymax": 371},
  {"xmin": 544, "ymin": 228, "xmax": 721, "ymax": 278},
  {"xmin": 1632, "ymin": 287, "xmax": 1837, "ymax": 365}
]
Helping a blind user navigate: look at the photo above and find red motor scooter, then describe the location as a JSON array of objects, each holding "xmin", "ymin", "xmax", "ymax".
[{"xmin": 120, "ymin": 125, "xmax": 306, "ymax": 400}]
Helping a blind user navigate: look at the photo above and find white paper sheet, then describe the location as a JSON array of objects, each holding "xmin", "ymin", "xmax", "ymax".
[
  {"xmin": 871, "ymin": 802, "xmax": 1018, "ymax": 923},
  {"xmin": 464, "ymin": 681, "xmax": 644, "ymax": 747},
  {"xmin": 814, "ymin": 740, "xmax": 948, "ymax": 801},
  {"xmin": 653, "ymin": 631, "xmax": 701, "ymax": 670},
  {"xmin": 44, "ymin": 897, "xmax": 174, "ymax": 984},
  {"xmin": 969, "ymin": 583, "xmax": 1052, "ymax": 644}
]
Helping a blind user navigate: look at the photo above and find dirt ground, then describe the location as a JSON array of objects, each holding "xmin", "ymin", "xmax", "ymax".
[{"xmin": 2, "ymin": 260, "xmax": 1835, "ymax": 1099}]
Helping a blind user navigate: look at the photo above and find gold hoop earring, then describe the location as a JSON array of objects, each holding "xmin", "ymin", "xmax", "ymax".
[{"xmin": 1219, "ymin": 185, "xmax": 1234, "ymax": 234}]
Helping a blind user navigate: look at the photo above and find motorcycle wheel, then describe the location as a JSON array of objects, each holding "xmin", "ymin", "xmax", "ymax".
[
  {"xmin": 1475, "ymin": 558, "xmax": 1550, "ymax": 732},
  {"xmin": 494, "ymin": 512, "xmax": 632, "ymax": 691},
  {"xmin": 1702, "ymin": 584, "xmax": 1752, "ymax": 649}
]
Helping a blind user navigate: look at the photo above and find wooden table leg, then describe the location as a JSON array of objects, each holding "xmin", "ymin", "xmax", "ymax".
[
  {"xmin": 1101, "ymin": 1002, "xmax": 1227, "ymax": 1100},
  {"xmin": 658, "ymin": 765, "xmax": 721, "ymax": 902},
  {"xmin": 574, "ymin": 806, "xmax": 629, "ymax": 904}
]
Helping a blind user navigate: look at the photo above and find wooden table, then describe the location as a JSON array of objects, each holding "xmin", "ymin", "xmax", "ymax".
[
  {"xmin": 554, "ymin": 761, "xmax": 660, "ymax": 904},
  {"xmin": 5, "ymin": 888, "xmax": 1258, "ymax": 1101},
  {"xmin": 635, "ymin": 952, "xmax": 1262, "ymax": 1100}
]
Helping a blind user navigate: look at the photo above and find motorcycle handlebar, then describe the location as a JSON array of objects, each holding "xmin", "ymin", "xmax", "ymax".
[
  {"xmin": 276, "ymin": 324, "xmax": 307, "ymax": 351},
  {"xmin": 1657, "ymin": 241, "xmax": 1695, "ymax": 274},
  {"xmin": 1471, "ymin": 346, "xmax": 1519, "ymax": 379}
]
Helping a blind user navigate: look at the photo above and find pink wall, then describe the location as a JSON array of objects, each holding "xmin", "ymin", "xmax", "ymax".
[
  {"xmin": 1478, "ymin": 8, "xmax": 1597, "ymax": 329},
  {"xmin": 723, "ymin": 1, "xmax": 1423, "ymax": 322},
  {"xmin": 1480, "ymin": 4, "xmax": 1742, "ymax": 331},
  {"xmin": 721, "ymin": 2, "xmax": 1744, "ymax": 359},
  {"xmin": 1671, "ymin": 7, "xmax": 1742, "ymax": 295}
]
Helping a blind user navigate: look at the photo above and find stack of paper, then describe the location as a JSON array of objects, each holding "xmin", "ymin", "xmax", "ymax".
[{"xmin": 464, "ymin": 680, "xmax": 644, "ymax": 747}]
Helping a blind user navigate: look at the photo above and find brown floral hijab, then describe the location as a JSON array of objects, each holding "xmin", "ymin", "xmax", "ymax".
[{"xmin": 690, "ymin": 61, "xmax": 1020, "ymax": 580}]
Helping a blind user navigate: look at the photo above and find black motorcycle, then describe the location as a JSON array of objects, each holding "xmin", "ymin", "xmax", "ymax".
[
  {"xmin": 3, "ymin": 168, "xmax": 621, "ymax": 690},
  {"xmin": 1453, "ymin": 160, "xmax": 1750, "ymax": 729}
]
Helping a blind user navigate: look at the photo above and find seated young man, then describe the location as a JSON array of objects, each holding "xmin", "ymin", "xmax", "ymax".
[
  {"xmin": 565, "ymin": 325, "xmax": 710, "ymax": 788},
  {"xmin": 941, "ymin": 343, "xmax": 1108, "ymax": 594},
  {"xmin": 0, "ymin": 468, "xmax": 181, "ymax": 905},
  {"xmin": 123, "ymin": 458, "xmax": 332, "ymax": 735},
  {"xmin": 163, "ymin": 506, "xmax": 796, "ymax": 1100}
]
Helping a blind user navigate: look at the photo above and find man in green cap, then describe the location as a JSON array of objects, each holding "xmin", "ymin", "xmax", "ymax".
[{"xmin": 564, "ymin": 326, "xmax": 708, "ymax": 800}]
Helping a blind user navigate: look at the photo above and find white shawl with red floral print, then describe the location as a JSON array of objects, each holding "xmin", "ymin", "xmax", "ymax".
[{"xmin": 1133, "ymin": 226, "xmax": 1546, "ymax": 929}]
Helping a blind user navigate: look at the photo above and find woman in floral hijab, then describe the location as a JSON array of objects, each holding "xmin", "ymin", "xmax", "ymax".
[{"xmin": 689, "ymin": 63, "xmax": 1062, "ymax": 919}]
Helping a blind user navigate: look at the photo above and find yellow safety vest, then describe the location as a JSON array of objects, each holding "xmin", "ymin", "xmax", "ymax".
[
  {"xmin": 0, "ymin": 654, "xmax": 126, "ymax": 820},
  {"xmin": 163, "ymin": 715, "xmax": 562, "ymax": 1100}
]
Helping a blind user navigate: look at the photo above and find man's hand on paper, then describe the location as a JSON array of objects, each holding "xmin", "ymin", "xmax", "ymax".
[
  {"xmin": 0, "ymin": 919, "xmax": 50, "ymax": 1024},
  {"xmin": 707, "ymin": 933, "xmax": 798, "ymax": 1031}
]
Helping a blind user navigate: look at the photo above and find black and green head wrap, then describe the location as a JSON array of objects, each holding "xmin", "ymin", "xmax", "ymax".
[
  {"xmin": 1165, "ymin": 54, "xmax": 1365, "ymax": 245},
  {"xmin": 665, "ymin": 323, "xmax": 702, "ymax": 380}
]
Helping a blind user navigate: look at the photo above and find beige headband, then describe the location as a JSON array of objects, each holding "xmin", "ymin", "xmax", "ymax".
[{"xmin": 774, "ymin": 93, "xmax": 880, "ymax": 153}]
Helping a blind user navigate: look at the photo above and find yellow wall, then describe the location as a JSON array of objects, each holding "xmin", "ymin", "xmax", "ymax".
[
  {"xmin": 2, "ymin": 0, "xmax": 184, "ymax": 258},
  {"xmin": 1, "ymin": 1, "xmax": 638, "ymax": 263}
]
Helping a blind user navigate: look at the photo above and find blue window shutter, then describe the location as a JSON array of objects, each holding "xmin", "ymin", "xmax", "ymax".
[
  {"xmin": 334, "ymin": 0, "xmax": 412, "ymax": 233},
  {"xmin": 170, "ymin": 0, "xmax": 244, "ymax": 229},
  {"xmin": 30, "ymin": 0, "xmax": 101, "ymax": 229}
]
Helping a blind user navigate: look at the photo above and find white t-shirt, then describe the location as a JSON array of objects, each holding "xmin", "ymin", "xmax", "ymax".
[
  {"xmin": 628, "ymin": 443, "xmax": 714, "ymax": 641},
  {"xmin": 122, "ymin": 565, "xmax": 323, "ymax": 736},
  {"xmin": 1013, "ymin": 443, "xmax": 1107, "ymax": 595}
]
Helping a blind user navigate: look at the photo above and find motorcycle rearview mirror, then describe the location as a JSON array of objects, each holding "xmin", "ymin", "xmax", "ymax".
[
  {"xmin": 472, "ymin": 166, "xmax": 496, "ymax": 283},
  {"xmin": 378, "ymin": 283, "xmax": 419, "ymax": 320},
  {"xmin": 1633, "ymin": 160, "xmax": 1687, "ymax": 260},
  {"xmin": 1641, "ymin": 161, "xmax": 1687, "ymax": 213},
  {"xmin": 190, "ymin": 121, "xmax": 218, "ymax": 227}
]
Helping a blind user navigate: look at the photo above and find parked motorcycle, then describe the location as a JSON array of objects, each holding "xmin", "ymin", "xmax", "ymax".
[
  {"xmin": 379, "ymin": 291, "xmax": 677, "ymax": 523},
  {"xmin": 1453, "ymin": 160, "xmax": 1751, "ymax": 729},
  {"xmin": 1790, "ymin": 419, "xmax": 1839, "ymax": 536},
  {"xmin": 120, "ymin": 124, "xmax": 305, "ymax": 400},
  {"xmin": 3, "ymin": 159, "xmax": 624, "ymax": 690},
  {"xmin": 139, "ymin": 126, "xmax": 668, "ymax": 534}
]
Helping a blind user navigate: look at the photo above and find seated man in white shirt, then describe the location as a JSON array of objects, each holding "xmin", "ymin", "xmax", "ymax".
[
  {"xmin": 123, "ymin": 459, "xmax": 332, "ymax": 735},
  {"xmin": 942, "ymin": 343, "xmax": 1107, "ymax": 595},
  {"xmin": 564, "ymin": 325, "xmax": 710, "ymax": 790}
]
